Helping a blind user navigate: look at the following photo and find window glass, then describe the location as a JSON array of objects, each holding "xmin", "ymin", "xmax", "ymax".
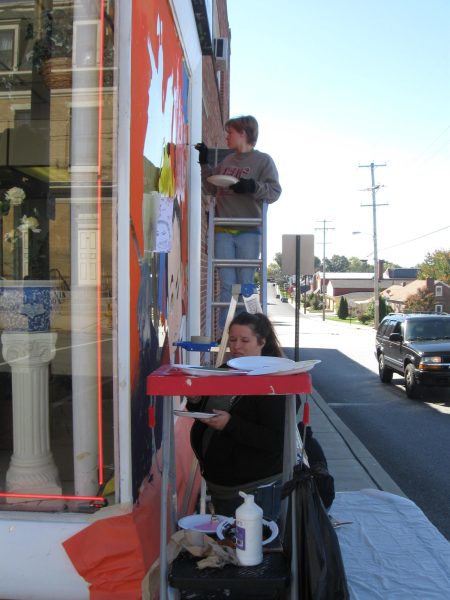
[
  {"xmin": 0, "ymin": 28, "xmax": 14, "ymax": 70},
  {"xmin": 377, "ymin": 319, "xmax": 389, "ymax": 336},
  {"xmin": 392, "ymin": 321, "xmax": 402, "ymax": 335},
  {"xmin": 0, "ymin": 1, "xmax": 116, "ymax": 512}
]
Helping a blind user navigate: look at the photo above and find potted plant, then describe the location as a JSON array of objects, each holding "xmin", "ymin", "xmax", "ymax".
[
  {"xmin": 0, "ymin": 187, "xmax": 56, "ymax": 333},
  {"xmin": 32, "ymin": 9, "xmax": 73, "ymax": 88}
]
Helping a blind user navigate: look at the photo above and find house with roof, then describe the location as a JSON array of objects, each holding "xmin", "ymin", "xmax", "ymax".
[
  {"xmin": 434, "ymin": 280, "xmax": 450, "ymax": 313},
  {"xmin": 382, "ymin": 278, "xmax": 450, "ymax": 313},
  {"xmin": 311, "ymin": 260, "xmax": 422, "ymax": 313},
  {"xmin": 383, "ymin": 267, "xmax": 419, "ymax": 280}
]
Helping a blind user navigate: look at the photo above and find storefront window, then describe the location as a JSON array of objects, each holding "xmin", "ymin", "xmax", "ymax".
[{"xmin": 0, "ymin": 0, "xmax": 116, "ymax": 511}]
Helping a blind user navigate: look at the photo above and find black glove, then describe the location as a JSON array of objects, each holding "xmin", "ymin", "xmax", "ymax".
[
  {"xmin": 230, "ymin": 178, "xmax": 257, "ymax": 194},
  {"xmin": 194, "ymin": 142, "xmax": 209, "ymax": 165}
]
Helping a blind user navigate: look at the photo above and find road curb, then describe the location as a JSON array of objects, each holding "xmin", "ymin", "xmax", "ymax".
[{"xmin": 310, "ymin": 387, "xmax": 406, "ymax": 497}]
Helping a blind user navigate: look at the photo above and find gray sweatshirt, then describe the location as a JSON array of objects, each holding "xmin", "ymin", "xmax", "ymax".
[{"xmin": 201, "ymin": 149, "xmax": 281, "ymax": 227}]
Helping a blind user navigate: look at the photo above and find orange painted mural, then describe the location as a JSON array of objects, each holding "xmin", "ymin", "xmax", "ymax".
[{"xmin": 130, "ymin": 0, "xmax": 190, "ymax": 498}]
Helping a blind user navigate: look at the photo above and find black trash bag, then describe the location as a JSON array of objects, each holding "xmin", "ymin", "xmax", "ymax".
[
  {"xmin": 281, "ymin": 465, "xmax": 349, "ymax": 600},
  {"xmin": 309, "ymin": 461, "xmax": 335, "ymax": 511}
]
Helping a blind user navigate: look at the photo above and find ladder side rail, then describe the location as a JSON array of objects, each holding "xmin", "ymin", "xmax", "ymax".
[
  {"xmin": 205, "ymin": 200, "xmax": 215, "ymax": 340},
  {"xmin": 261, "ymin": 201, "xmax": 268, "ymax": 314}
]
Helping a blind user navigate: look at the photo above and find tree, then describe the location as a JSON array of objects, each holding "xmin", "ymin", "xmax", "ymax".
[
  {"xmin": 337, "ymin": 296, "xmax": 349, "ymax": 319},
  {"xmin": 404, "ymin": 287, "xmax": 435, "ymax": 313},
  {"xmin": 317, "ymin": 257, "xmax": 332, "ymax": 272},
  {"xmin": 273, "ymin": 252, "xmax": 282, "ymax": 268},
  {"xmin": 348, "ymin": 257, "xmax": 373, "ymax": 273},
  {"xmin": 382, "ymin": 260, "xmax": 402, "ymax": 272},
  {"xmin": 417, "ymin": 249, "xmax": 450, "ymax": 284},
  {"xmin": 267, "ymin": 261, "xmax": 282, "ymax": 282},
  {"xmin": 379, "ymin": 295, "xmax": 391, "ymax": 320},
  {"xmin": 364, "ymin": 295, "xmax": 390, "ymax": 323},
  {"xmin": 329, "ymin": 255, "xmax": 350, "ymax": 272}
]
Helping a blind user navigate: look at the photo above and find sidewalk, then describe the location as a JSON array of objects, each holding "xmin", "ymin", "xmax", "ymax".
[
  {"xmin": 267, "ymin": 300, "xmax": 450, "ymax": 598},
  {"xmin": 268, "ymin": 301, "xmax": 405, "ymax": 497},
  {"xmin": 306, "ymin": 387, "xmax": 405, "ymax": 496}
]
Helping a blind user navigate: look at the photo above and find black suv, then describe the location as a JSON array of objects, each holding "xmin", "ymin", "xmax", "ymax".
[{"xmin": 375, "ymin": 313, "xmax": 450, "ymax": 398}]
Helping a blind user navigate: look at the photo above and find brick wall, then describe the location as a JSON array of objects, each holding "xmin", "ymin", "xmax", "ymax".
[{"xmin": 198, "ymin": 0, "xmax": 231, "ymax": 340}]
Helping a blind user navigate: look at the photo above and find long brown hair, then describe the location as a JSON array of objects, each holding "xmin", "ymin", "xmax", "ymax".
[{"xmin": 228, "ymin": 312, "xmax": 284, "ymax": 357}]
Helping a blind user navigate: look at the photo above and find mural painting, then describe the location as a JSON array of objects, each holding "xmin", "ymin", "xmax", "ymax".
[{"xmin": 130, "ymin": 0, "xmax": 189, "ymax": 499}]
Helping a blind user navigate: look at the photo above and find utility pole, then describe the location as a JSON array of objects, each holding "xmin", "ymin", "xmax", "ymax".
[
  {"xmin": 314, "ymin": 219, "xmax": 334, "ymax": 321},
  {"xmin": 359, "ymin": 161, "xmax": 388, "ymax": 330}
]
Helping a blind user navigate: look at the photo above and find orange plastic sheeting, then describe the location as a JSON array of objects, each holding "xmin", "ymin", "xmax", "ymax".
[{"xmin": 63, "ymin": 418, "xmax": 200, "ymax": 599}]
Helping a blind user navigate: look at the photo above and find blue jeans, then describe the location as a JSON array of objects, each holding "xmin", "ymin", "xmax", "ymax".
[{"xmin": 215, "ymin": 231, "xmax": 262, "ymax": 330}]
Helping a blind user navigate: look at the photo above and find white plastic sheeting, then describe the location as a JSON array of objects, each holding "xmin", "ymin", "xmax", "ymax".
[{"xmin": 332, "ymin": 490, "xmax": 450, "ymax": 600}]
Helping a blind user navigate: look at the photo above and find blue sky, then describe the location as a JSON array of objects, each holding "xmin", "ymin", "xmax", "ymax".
[{"xmin": 227, "ymin": 0, "xmax": 450, "ymax": 268}]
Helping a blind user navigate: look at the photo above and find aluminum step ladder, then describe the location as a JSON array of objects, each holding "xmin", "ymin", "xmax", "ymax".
[{"xmin": 205, "ymin": 200, "xmax": 268, "ymax": 352}]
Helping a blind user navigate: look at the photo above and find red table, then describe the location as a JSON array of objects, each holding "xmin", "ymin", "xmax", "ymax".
[
  {"xmin": 147, "ymin": 364, "xmax": 312, "ymax": 396},
  {"xmin": 147, "ymin": 365, "xmax": 312, "ymax": 600}
]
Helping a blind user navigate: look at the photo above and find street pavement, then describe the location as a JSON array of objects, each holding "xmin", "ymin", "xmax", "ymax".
[{"xmin": 267, "ymin": 295, "xmax": 405, "ymax": 497}]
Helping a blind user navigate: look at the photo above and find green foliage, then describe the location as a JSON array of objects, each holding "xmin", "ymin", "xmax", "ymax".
[
  {"xmin": 0, "ymin": 194, "xmax": 10, "ymax": 216},
  {"xmin": 363, "ymin": 295, "xmax": 390, "ymax": 323},
  {"xmin": 348, "ymin": 256, "xmax": 373, "ymax": 273},
  {"xmin": 337, "ymin": 296, "xmax": 349, "ymax": 319},
  {"xmin": 404, "ymin": 288, "xmax": 435, "ymax": 313},
  {"xmin": 329, "ymin": 255, "xmax": 350, "ymax": 272},
  {"xmin": 273, "ymin": 252, "xmax": 282, "ymax": 268},
  {"xmin": 382, "ymin": 260, "xmax": 402, "ymax": 271},
  {"xmin": 379, "ymin": 295, "xmax": 391, "ymax": 320},
  {"xmin": 267, "ymin": 261, "xmax": 281, "ymax": 282},
  {"xmin": 304, "ymin": 292, "xmax": 315, "ymax": 308},
  {"xmin": 31, "ymin": 8, "xmax": 74, "ymax": 68},
  {"xmin": 417, "ymin": 249, "xmax": 450, "ymax": 284},
  {"xmin": 357, "ymin": 313, "xmax": 371, "ymax": 324},
  {"xmin": 305, "ymin": 292, "xmax": 322, "ymax": 310}
]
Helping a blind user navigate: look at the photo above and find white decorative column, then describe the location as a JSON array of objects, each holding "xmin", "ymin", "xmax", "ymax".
[{"xmin": 2, "ymin": 331, "xmax": 61, "ymax": 497}]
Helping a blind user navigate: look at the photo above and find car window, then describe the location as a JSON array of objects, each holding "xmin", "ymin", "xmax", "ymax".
[
  {"xmin": 406, "ymin": 319, "xmax": 444, "ymax": 340},
  {"xmin": 442, "ymin": 321, "xmax": 450, "ymax": 339},
  {"xmin": 406, "ymin": 321, "xmax": 423, "ymax": 340},
  {"xmin": 377, "ymin": 320, "xmax": 389, "ymax": 336}
]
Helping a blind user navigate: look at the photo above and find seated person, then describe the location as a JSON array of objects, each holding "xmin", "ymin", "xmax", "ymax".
[{"xmin": 187, "ymin": 312, "xmax": 333, "ymax": 521}]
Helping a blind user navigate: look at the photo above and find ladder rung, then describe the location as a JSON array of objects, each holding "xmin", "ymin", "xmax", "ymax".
[
  {"xmin": 211, "ymin": 301, "xmax": 248, "ymax": 308},
  {"xmin": 213, "ymin": 217, "xmax": 262, "ymax": 227},
  {"xmin": 213, "ymin": 259, "xmax": 262, "ymax": 267},
  {"xmin": 206, "ymin": 201, "xmax": 268, "ymax": 340}
]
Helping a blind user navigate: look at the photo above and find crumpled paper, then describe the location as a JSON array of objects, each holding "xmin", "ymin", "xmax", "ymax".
[{"xmin": 142, "ymin": 528, "xmax": 239, "ymax": 599}]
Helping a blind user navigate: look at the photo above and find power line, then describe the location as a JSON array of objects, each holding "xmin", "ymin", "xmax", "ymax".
[
  {"xmin": 379, "ymin": 225, "xmax": 450, "ymax": 253},
  {"xmin": 361, "ymin": 224, "xmax": 450, "ymax": 260},
  {"xmin": 406, "ymin": 125, "xmax": 450, "ymax": 168}
]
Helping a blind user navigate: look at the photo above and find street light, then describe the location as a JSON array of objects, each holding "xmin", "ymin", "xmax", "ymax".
[{"xmin": 352, "ymin": 230, "xmax": 379, "ymax": 329}]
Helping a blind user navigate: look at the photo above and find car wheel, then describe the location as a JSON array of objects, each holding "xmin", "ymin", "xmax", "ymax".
[
  {"xmin": 404, "ymin": 364, "xmax": 420, "ymax": 399},
  {"xmin": 378, "ymin": 354, "xmax": 393, "ymax": 383}
]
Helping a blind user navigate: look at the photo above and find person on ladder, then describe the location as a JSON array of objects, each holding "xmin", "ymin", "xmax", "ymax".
[{"xmin": 195, "ymin": 115, "xmax": 281, "ymax": 335}]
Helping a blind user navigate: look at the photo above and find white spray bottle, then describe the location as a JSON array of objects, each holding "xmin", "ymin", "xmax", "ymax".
[{"xmin": 235, "ymin": 491, "xmax": 263, "ymax": 566}]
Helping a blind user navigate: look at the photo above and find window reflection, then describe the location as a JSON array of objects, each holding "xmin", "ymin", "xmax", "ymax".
[{"xmin": 0, "ymin": 0, "xmax": 116, "ymax": 511}]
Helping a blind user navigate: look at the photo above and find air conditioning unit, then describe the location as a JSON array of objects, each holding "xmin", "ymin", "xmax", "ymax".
[{"xmin": 214, "ymin": 37, "xmax": 229, "ymax": 62}]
